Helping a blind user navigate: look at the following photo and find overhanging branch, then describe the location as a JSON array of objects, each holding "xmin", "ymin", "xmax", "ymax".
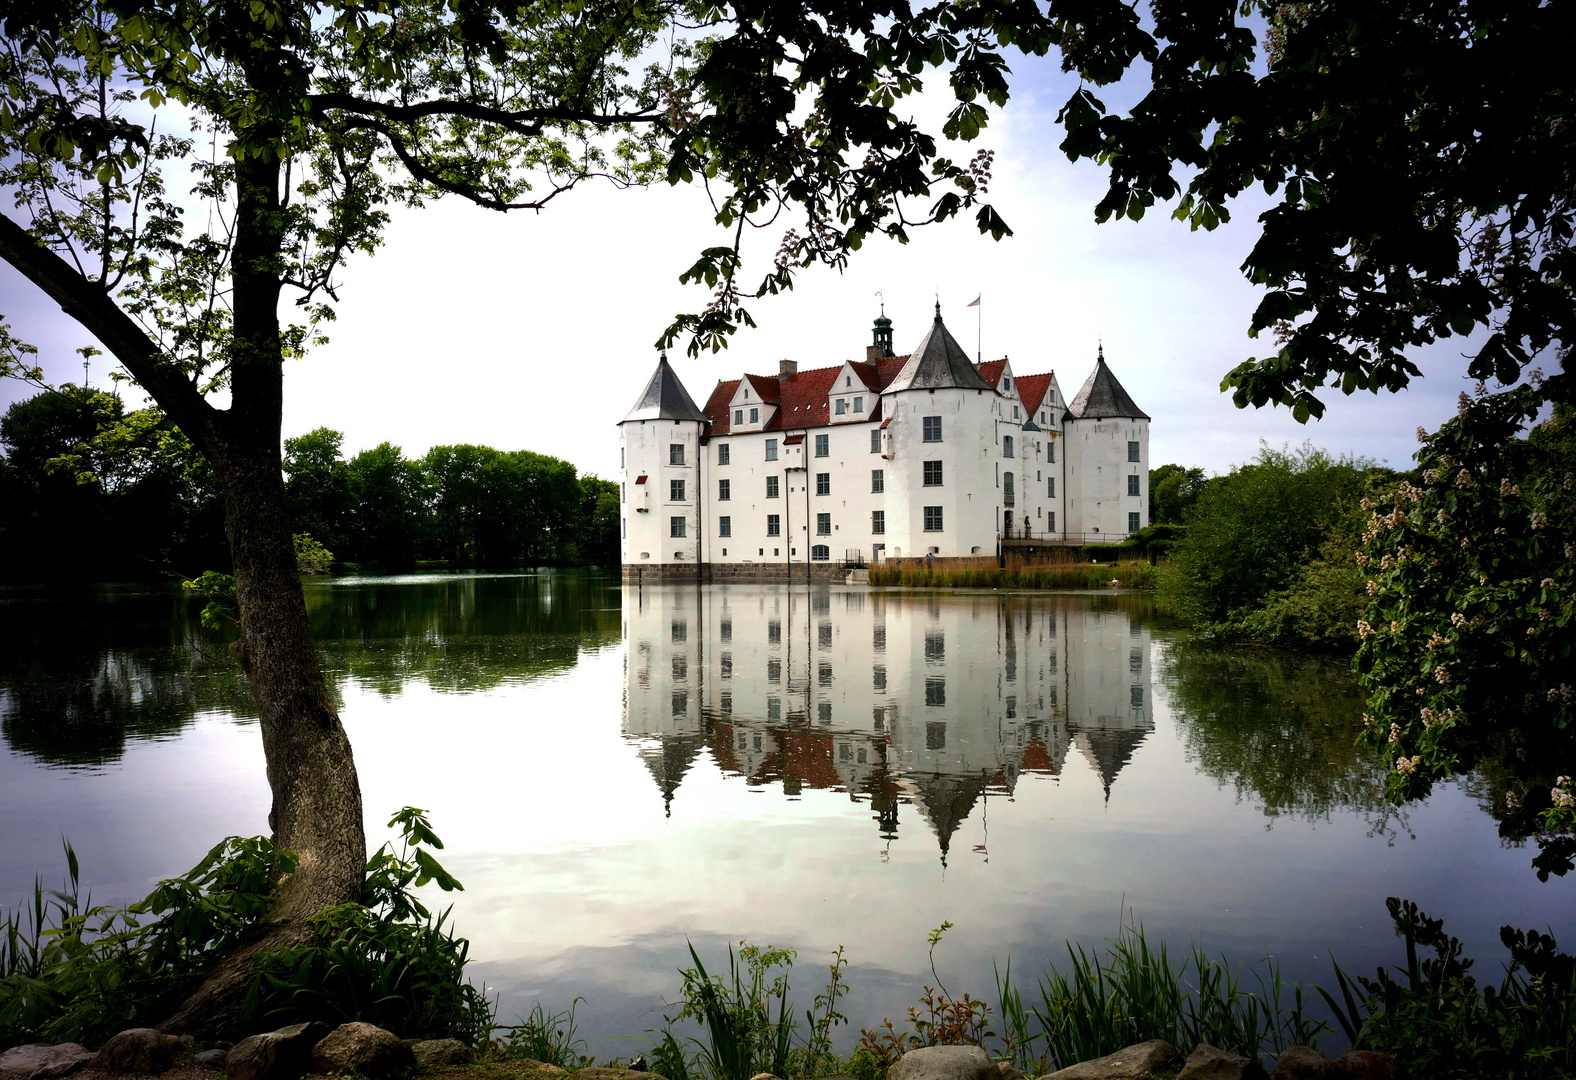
[{"xmin": 0, "ymin": 211, "xmax": 223, "ymax": 456}]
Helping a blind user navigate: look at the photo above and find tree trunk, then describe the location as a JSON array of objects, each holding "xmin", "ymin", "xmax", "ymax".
[{"xmin": 158, "ymin": 154, "xmax": 366, "ymax": 1041}]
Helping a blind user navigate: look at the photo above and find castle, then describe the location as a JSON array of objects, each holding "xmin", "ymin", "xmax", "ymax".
[{"xmin": 618, "ymin": 306, "xmax": 1151, "ymax": 581}]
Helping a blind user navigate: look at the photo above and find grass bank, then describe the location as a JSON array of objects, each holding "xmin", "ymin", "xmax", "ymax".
[{"xmin": 868, "ymin": 563, "xmax": 1159, "ymax": 590}]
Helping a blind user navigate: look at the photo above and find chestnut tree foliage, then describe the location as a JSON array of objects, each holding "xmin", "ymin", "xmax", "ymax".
[{"xmin": 1040, "ymin": 0, "xmax": 1572, "ymax": 856}]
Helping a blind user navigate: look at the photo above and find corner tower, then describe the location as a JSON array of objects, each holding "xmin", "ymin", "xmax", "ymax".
[
  {"xmin": 1064, "ymin": 345, "xmax": 1150, "ymax": 540},
  {"xmin": 619, "ymin": 352, "xmax": 709, "ymax": 580}
]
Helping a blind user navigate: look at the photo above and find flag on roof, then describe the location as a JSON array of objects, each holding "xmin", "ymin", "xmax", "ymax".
[{"xmin": 967, "ymin": 295, "xmax": 981, "ymax": 307}]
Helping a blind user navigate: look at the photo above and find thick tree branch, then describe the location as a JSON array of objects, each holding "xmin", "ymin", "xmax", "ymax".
[
  {"xmin": 307, "ymin": 91, "xmax": 664, "ymax": 135},
  {"xmin": 0, "ymin": 210, "xmax": 222, "ymax": 457}
]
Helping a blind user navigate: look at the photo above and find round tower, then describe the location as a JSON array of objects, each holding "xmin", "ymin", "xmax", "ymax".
[{"xmin": 619, "ymin": 352, "xmax": 709, "ymax": 581}]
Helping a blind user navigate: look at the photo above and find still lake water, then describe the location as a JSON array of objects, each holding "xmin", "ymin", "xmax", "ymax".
[{"xmin": 1, "ymin": 571, "xmax": 1571, "ymax": 1050}]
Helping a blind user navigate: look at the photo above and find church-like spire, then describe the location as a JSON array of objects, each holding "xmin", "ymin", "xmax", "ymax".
[
  {"xmin": 1067, "ymin": 345, "xmax": 1149, "ymax": 420},
  {"xmin": 871, "ymin": 310, "xmax": 894, "ymax": 357},
  {"xmin": 621, "ymin": 352, "xmax": 708, "ymax": 423},
  {"xmin": 884, "ymin": 308, "xmax": 993, "ymax": 392}
]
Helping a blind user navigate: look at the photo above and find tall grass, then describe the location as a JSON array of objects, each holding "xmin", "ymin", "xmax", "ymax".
[
  {"xmin": 868, "ymin": 564, "xmax": 1159, "ymax": 590},
  {"xmin": 994, "ymin": 921, "xmax": 1326, "ymax": 1073}
]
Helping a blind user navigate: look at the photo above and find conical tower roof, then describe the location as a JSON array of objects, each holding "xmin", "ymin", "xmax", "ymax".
[
  {"xmin": 910, "ymin": 772, "xmax": 987, "ymax": 864},
  {"xmin": 1070, "ymin": 723, "xmax": 1150, "ymax": 801},
  {"xmin": 1068, "ymin": 346, "xmax": 1149, "ymax": 420},
  {"xmin": 621, "ymin": 353, "xmax": 709, "ymax": 423},
  {"xmin": 884, "ymin": 304, "xmax": 993, "ymax": 393}
]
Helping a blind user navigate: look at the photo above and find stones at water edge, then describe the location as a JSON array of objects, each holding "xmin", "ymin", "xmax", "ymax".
[
  {"xmin": 888, "ymin": 1044, "xmax": 999, "ymax": 1080},
  {"xmin": 409, "ymin": 1041, "xmax": 472, "ymax": 1069},
  {"xmin": 1173, "ymin": 1044, "xmax": 1268, "ymax": 1080},
  {"xmin": 1330, "ymin": 1052, "xmax": 1399, "ymax": 1080},
  {"xmin": 308, "ymin": 1023, "xmax": 416, "ymax": 1080},
  {"xmin": 1043, "ymin": 1039, "xmax": 1180, "ymax": 1080},
  {"xmin": 574, "ymin": 1069, "xmax": 671, "ymax": 1080},
  {"xmin": 224, "ymin": 1022, "xmax": 330, "ymax": 1080},
  {"xmin": 94, "ymin": 1029, "xmax": 183, "ymax": 1074},
  {"xmin": 1269, "ymin": 1047, "xmax": 1332, "ymax": 1080},
  {"xmin": 195, "ymin": 1050, "xmax": 230, "ymax": 1071},
  {"xmin": 0, "ymin": 1043, "xmax": 96, "ymax": 1080}
]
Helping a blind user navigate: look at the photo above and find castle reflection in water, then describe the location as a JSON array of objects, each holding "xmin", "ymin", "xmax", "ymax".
[{"xmin": 623, "ymin": 587, "xmax": 1154, "ymax": 860}]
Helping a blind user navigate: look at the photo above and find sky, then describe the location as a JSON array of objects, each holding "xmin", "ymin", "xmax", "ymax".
[{"xmin": 0, "ymin": 50, "xmax": 1483, "ymax": 481}]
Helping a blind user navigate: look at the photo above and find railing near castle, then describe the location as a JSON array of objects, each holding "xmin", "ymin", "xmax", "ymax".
[{"xmin": 999, "ymin": 526, "xmax": 1135, "ymax": 544}]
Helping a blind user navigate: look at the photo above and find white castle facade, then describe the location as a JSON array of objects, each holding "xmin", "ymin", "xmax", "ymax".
[{"xmin": 618, "ymin": 306, "xmax": 1151, "ymax": 581}]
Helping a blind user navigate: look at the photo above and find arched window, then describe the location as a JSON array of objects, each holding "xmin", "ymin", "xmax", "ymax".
[
  {"xmin": 1003, "ymin": 435, "xmax": 1015, "ymax": 458},
  {"xmin": 811, "ymin": 545, "xmax": 830, "ymax": 561}
]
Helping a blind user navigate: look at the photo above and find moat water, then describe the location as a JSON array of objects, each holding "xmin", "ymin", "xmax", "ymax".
[{"xmin": 1, "ymin": 571, "xmax": 1570, "ymax": 1050}]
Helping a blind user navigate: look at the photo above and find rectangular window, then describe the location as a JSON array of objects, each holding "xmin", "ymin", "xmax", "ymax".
[
  {"xmin": 816, "ymin": 472, "xmax": 830, "ymax": 496},
  {"xmin": 670, "ymin": 479, "xmax": 685, "ymax": 501},
  {"xmin": 734, "ymin": 409, "xmax": 743, "ymax": 425},
  {"xmin": 768, "ymin": 659, "xmax": 782, "ymax": 683},
  {"xmin": 768, "ymin": 619, "xmax": 781, "ymax": 643},
  {"xmin": 923, "ymin": 506, "xmax": 944, "ymax": 532},
  {"xmin": 1013, "ymin": 405, "xmax": 1020, "ymax": 419},
  {"xmin": 871, "ymin": 510, "xmax": 885, "ymax": 535},
  {"xmin": 719, "ymin": 478, "xmax": 731, "ymax": 500},
  {"xmin": 871, "ymin": 469, "xmax": 884, "ymax": 493},
  {"xmin": 670, "ymin": 516, "xmax": 686, "ymax": 538},
  {"xmin": 815, "ymin": 433, "xmax": 829, "ymax": 457},
  {"xmin": 718, "ymin": 516, "xmax": 731, "ymax": 537},
  {"xmin": 873, "ymin": 667, "xmax": 886, "ymax": 692},
  {"xmin": 1128, "ymin": 440, "xmax": 1140, "ymax": 462},
  {"xmin": 925, "ymin": 629, "xmax": 945, "ymax": 661},
  {"xmin": 1003, "ymin": 471, "xmax": 1015, "ymax": 496},
  {"xmin": 925, "ymin": 678, "xmax": 946, "ymax": 707},
  {"xmin": 854, "ymin": 396, "xmax": 864, "ymax": 413},
  {"xmin": 873, "ymin": 625, "xmax": 887, "ymax": 650},
  {"xmin": 670, "ymin": 444, "xmax": 685, "ymax": 465},
  {"xmin": 766, "ymin": 475, "xmax": 779, "ymax": 498},
  {"xmin": 1048, "ymin": 510, "xmax": 1056, "ymax": 532},
  {"xmin": 817, "ymin": 513, "xmax": 831, "ymax": 535},
  {"xmin": 749, "ymin": 407, "xmax": 759, "ymax": 423},
  {"xmin": 1003, "ymin": 435, "xmax": 1015, "ymax": 458},
  {"xmin": 620, "ymin": 447, "xmax": 625, "ymax": 468},
  {"xmin": 1048, "ymin": 440, "xmax": 1055, "ymax": 463},
  {"xmin": 835, "ymin": 399, "xmax": 846, "ymax": 415},
  {"xmin": 922, "ymin": 415, "xmax": 942, "ymax": 442},
  {"xmin": 1129, "ymin": 511, "xmax": 1141, "ymax": 533},
  {"xmin": 870, "ymin": 429, "xmax": 881, "ymax": 453},
  {"xmin": 818, "ymin": 703, "xmax": 832, "ymax": 724},
  {"xmin": 721, "ymin": 620, "xmax": 732, "ymax": 643},
  {"xmin": 1048, "ymin": 477, "xmax": 1056, "ymax": 498},
  {"xmin": 767, "ymin": 514, "xmax": 781, "ymax": 537},
  {"xmin": 718, "ymin": 443, "xmax": 730, "ymax": 464},
  {"xmin": 922, "ymin": 460, "xmax": 943, "ymax": 486},
  {"xmin": 766, "ymin": 438, "xmax": 778, "ymax": 461},
  {"xmin": 1127, "ymin": 474, "xmax": 1140, "ymax": 496}
]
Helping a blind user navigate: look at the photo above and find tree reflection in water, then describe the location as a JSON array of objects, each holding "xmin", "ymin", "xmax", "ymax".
[{"xmin": 1158, "ymin": 640, "xmax": 1410, "ymax": 841}]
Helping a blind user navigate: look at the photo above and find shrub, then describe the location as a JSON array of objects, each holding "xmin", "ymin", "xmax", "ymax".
[{"xmin": 0, "ymin": 808, "xmax": 492, "ymax": 1050}]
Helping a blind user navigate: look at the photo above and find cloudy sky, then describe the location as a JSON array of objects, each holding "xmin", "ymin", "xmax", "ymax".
[{"xmin": 2, "ymin": 48, "xmax": 1480, "ymax": 480}]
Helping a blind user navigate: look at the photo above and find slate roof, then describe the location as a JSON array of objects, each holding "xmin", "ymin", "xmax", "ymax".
[
  {"xmin": 621, "ymin": 354, "xmax": 711, "ymax": 423},
  {"xmin": 1067, "ymin": 348, "xmax": 1149, "ymax": 420},
  {"xmin": 885, "ymin": 308, "xmax": 994, "ymax": 393}
]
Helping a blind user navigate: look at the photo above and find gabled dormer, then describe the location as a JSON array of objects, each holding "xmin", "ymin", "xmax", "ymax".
[
  {"xmin": 827, "ymin": 362, "xmax": 878, "ymax": 423},
  {"xmin": 1016, "ymin": 372, "xmax": 1063, "ymax": 431},
  {"xmin": 727, "ymin": 373, "xmax": 780, "ymax": 432}
]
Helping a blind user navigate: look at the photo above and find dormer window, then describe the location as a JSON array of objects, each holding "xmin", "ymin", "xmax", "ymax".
[
  {"xmin": 835, "ymin": 399, "xmax": 846, "ymax": 415},
  {"xmin": 1004, "ymin": 376, "xmax": 1012, "ymax": 390},
  {"xmin": 749, "ymin": 407, "xmax": 759, "ymax": 423},
  {"xmin": 854, "ymin": 396, "xmax": 864, "ymax": 413},
  {"xmin": 845, "ymin": 376, "xmax": 851, "ymax": 387},
  {"xmin": 734, "ymin": 409, "xmax": 743, "ymax": 425}
]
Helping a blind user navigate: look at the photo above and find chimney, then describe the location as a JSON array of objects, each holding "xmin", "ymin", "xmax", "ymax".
[
  {"xmin": 866, "ymin": 345, "xmax": 883, "ymax": 362},
  {"xmin": 779, "ymin": 359, "xmax": 798, "ymax": 378}
]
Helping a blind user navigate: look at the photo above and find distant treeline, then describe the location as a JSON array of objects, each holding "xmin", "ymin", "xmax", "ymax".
[{"xmin": 0, "ymin": 386, "xmax": 617, "ymax": 580}]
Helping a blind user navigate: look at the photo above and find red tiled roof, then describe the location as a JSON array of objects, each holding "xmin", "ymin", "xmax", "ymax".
[
  {"xmin": 783, "ymin": 434, "xmax": 805, "ymax": 445},
  {"xmin": 701, "ymin": 379, "xmax": 742, "ymax": 435},
  {"xmin": 1015, "ymin": 373, "xmax": 1055, "ymax": 415},
  {"xmin": 699, "ymin": 352, "xmax": 1055, "ymax": 436},
  {"xmin": 743, "ymin": 373, "xmax": 781, "ymax": 404},
  {"xmin": 977, "ymin": 359, "xmax": 1008, "ymax": 387}
]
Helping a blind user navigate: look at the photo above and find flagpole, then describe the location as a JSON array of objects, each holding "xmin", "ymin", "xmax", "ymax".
[{"xmin": 977, "ymin": 295, "xmax": 982, "ymax": 363}]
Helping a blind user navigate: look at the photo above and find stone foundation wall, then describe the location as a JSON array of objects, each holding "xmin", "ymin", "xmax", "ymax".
[{"xmin": 621, "ymin": 562, "xmax": 850, "ymax": 585}]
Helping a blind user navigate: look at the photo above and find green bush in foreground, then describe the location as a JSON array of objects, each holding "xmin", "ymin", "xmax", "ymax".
[{"xmin": 0, "ymin": 808, "xmax": 491, "ymax": 1050}]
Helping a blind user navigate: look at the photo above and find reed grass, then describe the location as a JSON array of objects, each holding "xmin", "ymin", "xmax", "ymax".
[
  {"xmin": 994, "ymin": 921, "xmax": 1327, "ymax": 1073},
  {"xmin": 867, "ymin": 564, "xmax": 1159, "ymax": 590}
]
